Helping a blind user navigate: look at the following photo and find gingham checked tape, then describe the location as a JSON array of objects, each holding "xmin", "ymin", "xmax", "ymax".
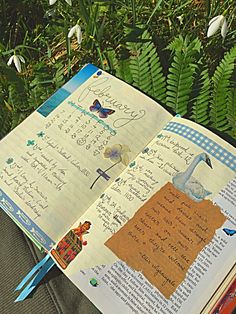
[{"xmin": 163, "ymin": 122, "xmax": 236, "ymax": 172}]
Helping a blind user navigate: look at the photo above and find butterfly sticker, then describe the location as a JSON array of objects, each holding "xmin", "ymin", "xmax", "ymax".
[
  {"xmin": 223, "ymin": 228, "xmax": 236, "ymax": 236},
  {"xmin": 89, "ymin": 99, "xmax": 115, "ymax": 119}
]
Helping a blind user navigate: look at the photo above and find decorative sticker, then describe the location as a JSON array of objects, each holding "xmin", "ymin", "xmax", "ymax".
[{"xmin": 51, "ymin": 221, "xmax": 91, "ymax": 269}]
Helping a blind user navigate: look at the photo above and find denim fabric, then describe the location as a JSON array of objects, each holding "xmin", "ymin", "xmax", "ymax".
[{"xmin": 0, "ymin": 211, "xmax": 101, "ymax": 314}]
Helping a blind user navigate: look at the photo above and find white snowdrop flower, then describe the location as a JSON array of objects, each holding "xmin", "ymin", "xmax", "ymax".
[
  {"xmin": 68, "ymin": 24, "xmax": 82, "ymax": 45},
  {"xmin": 177, "ymin": 15, "xmax": 184, "ymax": 25},
  {"xmin": 207, "ymin": 15, "xmax": 228, "ymax": 38},
  {"xmin": 49, "ymin": 0, "xmax": 72, "ymax": 6},
  {"xmin": 7, "ymin": 54, "xmax": 25, "ymax": 73}
]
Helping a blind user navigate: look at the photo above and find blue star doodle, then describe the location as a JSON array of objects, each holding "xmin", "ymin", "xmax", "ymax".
[
  {"xmin": 37, "ymin": 131, "xmax": 45, "ymax": 138},
  {"xmin": 27, "ymin": 140, "xmax": 35, "ymax": 146}
]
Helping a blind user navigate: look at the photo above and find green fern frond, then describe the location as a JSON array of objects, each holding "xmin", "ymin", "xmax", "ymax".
[
  {"xmin": 191, "ymin": 68, "xmax": 211, "ymax": 125},
  {"xmin": 166, "ymin": 36, "xmax": 202, "ymax": 116},
  {"xmin": 106, "ymin": 49, "xmax": 133, "ymax": 84},
  {"xmin": 125, "ymin": 27, "xmax": 166, "ymax": 102},
  {"xmin": 167, "ymin": 36, "xmax": 201, "ymax": 55},
  {"xmin": 226, "ymin": 86, "xmax": 236, "ymax": 138},
  {"xmin": 116, "ymin": 59, "xmax": 133, "ymax": 84},
  {"xmin": 167, "ymin": 35, "xmax": 185, "ymax": 52},
  {"xmin": 185, "ymin": 37, "xmax": 201, "ymax": 55},
  {"xmin": 210, "ymin": 45, "xmax": 236, "ymax": 131}
]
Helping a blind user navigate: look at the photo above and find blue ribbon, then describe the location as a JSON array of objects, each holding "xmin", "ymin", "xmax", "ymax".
[
  {"xmin": 15, "ymin": 254, "xmax": 50, "ymax": 291},
  {"xmin": 15, "ymin": 255, "xmax": 55, "ymax": 302}
]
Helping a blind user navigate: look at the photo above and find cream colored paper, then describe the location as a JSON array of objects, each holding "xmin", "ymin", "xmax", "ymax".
[
  {"xmin": 0, "ymin": 67, "xmax": 172, "ymax": 245},
  {"xmin": 62, "ymin": 117, "xmax": 236, "ymax": 277},
  {"xmin": 52, "ymin": 176, "xmax": 236, "ymax": 314}
]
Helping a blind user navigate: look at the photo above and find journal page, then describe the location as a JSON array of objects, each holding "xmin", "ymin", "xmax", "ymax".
[
  {"xmin": 0, "ymin": 64, "xmax": 172, "ymax": 250},
  {"xmin": 56, "ymin": 116, "xmax": 236, "ymax": 314}
]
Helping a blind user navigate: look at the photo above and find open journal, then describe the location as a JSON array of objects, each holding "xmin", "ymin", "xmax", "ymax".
[{"xmin": 0, "ymin": 64, "xmax": 235, "ymax": 313}]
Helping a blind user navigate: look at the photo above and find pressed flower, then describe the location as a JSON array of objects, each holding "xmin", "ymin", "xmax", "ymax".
[
  {"xmin": 68, "ymin": 24, "xmax": 82, "ymax": 45},
  {"xmin": 207, "ymin": 15, "xmax": 228, "ymax": 38},
  {"xmin": 7, "ymin": 54, "xmax": 25, "ymax": 73},
  {"xmin": 104, "ymin": 144, "xmax": 131, "ymax": 166},
  {"xmin": 49, "ymin": 0, "xmax": 72, "ymax": 5},
  {"xmin": 90, "ymin": 144, "xmax": 131, "ymax": 189}
]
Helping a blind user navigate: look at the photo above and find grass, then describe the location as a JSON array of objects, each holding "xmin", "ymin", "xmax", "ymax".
[{"xmin": 0, "ymin": 0, "xmax": 235, "ymax": 139}]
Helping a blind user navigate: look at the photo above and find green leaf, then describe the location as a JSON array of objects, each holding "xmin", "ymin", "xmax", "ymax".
[
  {"xmin": 191, "ymin": 68, "xmax": 211, "ymax": 125},
  {"xmin": 166, "ymin": 36, "xmax": 202, "ymax": 115},
  {"xmin": 125, "ymin": 26, "xmax": 166, "ymax": 102},
  {"xmin": 210, "ymin": 45, "xmax": 236, "ymax": 131},
  {"xmin": 226, "ymin": 86, "xmax": 236, "ymax": 138}
]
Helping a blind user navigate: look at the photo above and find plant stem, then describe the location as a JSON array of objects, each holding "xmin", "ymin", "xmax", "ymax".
[
  {"xmin": 205, "ymin": 0, "xmax": 211, "ymax": 17},
  {"xmin": 131, "ymin": 0, "xmax": 136, "ymax": 26},
  {"xmin": 147, "ymin": 0, "xmax": 164, "ymax": 25},
  {"xmin": 90, "ymin": 160, "xmax": 120, "ymax": 190},
  {"xmin": 63, "ymin": 14, "xmax": 71, "ymax": 77}
]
